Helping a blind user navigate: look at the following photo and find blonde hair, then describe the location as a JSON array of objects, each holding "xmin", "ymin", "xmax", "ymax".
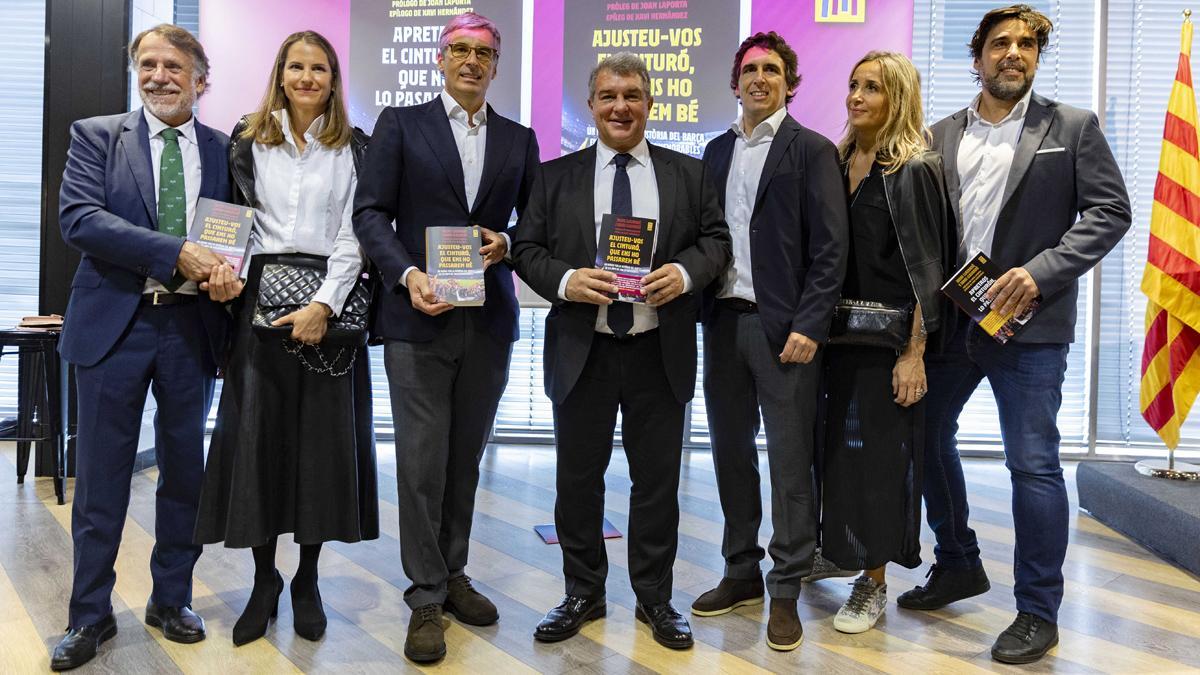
[
  {"xmin": 241, "ymin": 31, "xmax": 352, "ymax": 149},
  {"xmin": 837, "ymin": 51, "xmax": 929, "ymax": 174}
]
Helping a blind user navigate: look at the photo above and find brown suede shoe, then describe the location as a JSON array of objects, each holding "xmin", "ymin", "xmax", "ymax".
[
  {"xmin": 690, "ymin": 577, "xmax": 764, "ymax": 616},
  {"xmin": 404, "ymin": 603, "xmax": 446, "ymax": 663},
  {"xmin": 766, "ymin": 598, "xmax": 803, "ymax": 651},
  {"xmin": 444, "ymin": 575, "xmax": 499, "ymax": 626}
]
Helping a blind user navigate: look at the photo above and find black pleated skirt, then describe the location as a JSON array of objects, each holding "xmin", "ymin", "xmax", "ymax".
[
  {"xmin": 819, "ymin": 345, "xmax": 922, "ymax": 571},
  {"xmin": 194, "ymin": 253, "xmax": 380, "ymax": 548}
]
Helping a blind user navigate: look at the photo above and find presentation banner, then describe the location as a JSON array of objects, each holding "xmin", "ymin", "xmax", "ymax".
[
  {"xmin": 754, "ymin": 1, "xmax": 913, "ymax": 142},
  {"xmin": 348, "ymin": 0, "xmax": 524, "ymax": 133},
  {"xmin": 559, "ymin": 0, "xmax": 747, "ymax": 157}
]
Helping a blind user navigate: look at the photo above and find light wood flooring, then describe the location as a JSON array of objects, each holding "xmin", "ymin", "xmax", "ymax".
[{"xmin": 1, "ymin": 443, "xmax": 1198, "ymax": 673}]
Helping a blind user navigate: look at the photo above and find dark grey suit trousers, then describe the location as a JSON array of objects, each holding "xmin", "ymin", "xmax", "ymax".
[
  {"xmin": 703, "ymin": 303, "xmax": 820, "ymax": 599},
  {"xmin": 384, "ymin": 310, "xmax": 512, "ymax": 609}
]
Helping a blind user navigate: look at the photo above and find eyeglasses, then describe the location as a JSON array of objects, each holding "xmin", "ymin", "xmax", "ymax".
[{"xmin": 446, "ymin": 42, "xmax": 497, "ymax": 65}]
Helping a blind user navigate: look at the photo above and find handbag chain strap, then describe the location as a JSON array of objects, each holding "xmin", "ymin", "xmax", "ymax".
[{"xmin": 282, "ymin": 339, "xmax": 357, "ymax": 377}]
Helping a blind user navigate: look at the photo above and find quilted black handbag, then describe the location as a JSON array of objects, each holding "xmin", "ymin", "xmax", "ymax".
[
  {"xmin": 251, "ymin": 255, "xmax": 372, "ymax": 347},
  {"xmin": 827, "ymin": 299, "xmax": 914, "ymax": 351}
]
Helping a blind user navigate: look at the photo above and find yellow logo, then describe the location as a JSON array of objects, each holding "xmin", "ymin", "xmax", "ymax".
[
  {"xmin": 815, "ymin": 0, "xmax": 865, "ymax": 23},
  {"xmin": 647, "ymin": 221, "xmax": 655, "ymax": 231}
]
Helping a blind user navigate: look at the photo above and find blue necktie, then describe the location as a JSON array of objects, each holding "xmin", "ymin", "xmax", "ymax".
[{"xmin": 608, "ymin": 153, "xmax": 634, "ymax": 337}]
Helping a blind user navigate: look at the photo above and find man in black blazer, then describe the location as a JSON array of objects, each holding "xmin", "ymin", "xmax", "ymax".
[
  {"xmin": 352, "ymin": 12, "xmax": 539, "ymax": 664},
  {"xmin": 513, "ymin": 53, "xmax": 730, "ymax": 649},
  {"xmin": 690, "ymin": 32, "xmax": 847, "ymax": 652},
  {"xmin": 52, "ymin": 25, "xmax": 237, "ymax": 671},
  {"xmin": 895, "ymin": 6, "xmax": 1130, "ymax": 665}
]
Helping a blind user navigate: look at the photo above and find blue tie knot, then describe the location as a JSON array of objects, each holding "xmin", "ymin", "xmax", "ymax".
[{"xmin": 613, "ymin": 152, "xmax": 632, "ymax": 169}]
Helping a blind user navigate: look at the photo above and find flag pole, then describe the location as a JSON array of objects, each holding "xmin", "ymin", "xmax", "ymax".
[{"xmin": 1135, "ymin": 9, "xmax": 1200, "ymax": 480}]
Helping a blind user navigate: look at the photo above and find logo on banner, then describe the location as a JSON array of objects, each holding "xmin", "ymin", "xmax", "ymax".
[{"xmin": 815, "ymin": 0, "xmax": 866, "ymax": 23}]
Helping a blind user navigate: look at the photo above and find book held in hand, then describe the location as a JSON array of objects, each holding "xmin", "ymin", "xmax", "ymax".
[
  {"xmin": 425, "ymin": 225, "xmax": 486, "ymax": 307},
  {"xmin": 941, "ymin": 251, "xmax": 1040, "ymax": 344},
  {"xmin": 596, "ymin": 214, "xmax": 655, "ymax": 302},
  {"xmin": 188, "ymin": 197, "xmax": 254, "ymax": 276}
]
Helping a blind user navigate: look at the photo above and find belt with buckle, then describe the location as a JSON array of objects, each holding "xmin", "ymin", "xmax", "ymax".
[
  {"xmin": 598, "ymin": 328, "xmax": 657, "ymax": 341},
  {"xmin": 141, "ymin": 291, "xmax": 197, "ymax": 306},
  {"xmin": 718, "ymin": 297, "xmax": 758, "ymax": 313}
]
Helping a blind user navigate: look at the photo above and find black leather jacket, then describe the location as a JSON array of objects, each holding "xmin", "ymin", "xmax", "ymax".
[
  {"xmin": 228, "ymin": 114, "xmax": 369, "ymax": 207},
  {"xmin": 874, "ymin": 149, "xmax": 957, "ymax": 339}
]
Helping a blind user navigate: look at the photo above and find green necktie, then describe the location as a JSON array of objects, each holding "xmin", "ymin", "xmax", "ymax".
[{"xmin": 158, "ymin": 128, "xmax": 186, "ymax": 290}]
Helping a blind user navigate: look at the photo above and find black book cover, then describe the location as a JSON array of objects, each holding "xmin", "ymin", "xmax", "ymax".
[
  {"xmin": 941, "ymin": 251, "xmax": 1039, "ymax": 344},
  {"xmin": 425, "ymin": 225, "xmax": 486, "ymax": 306},
  {"xmin": 595, "ymin": 214, "xmax": 655, "ymax": 302}
]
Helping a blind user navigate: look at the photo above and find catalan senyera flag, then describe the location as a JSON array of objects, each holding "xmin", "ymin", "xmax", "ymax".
[{"xmin": 1140, "ymin": 18, "xmax": 1200, "ymax": 449}]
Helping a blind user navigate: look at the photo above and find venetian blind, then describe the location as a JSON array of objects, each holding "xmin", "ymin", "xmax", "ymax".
[
  {"xmin": 912, "ymin": 0, "xmax": 1097, "ymax": 451},
  {"xmin": 1097, "ymin": 2, "xmax": 1200, "ymax": 457},
  {"xmin": 0, "ymin": 0, "xmax": 46, "ymax": 416}
]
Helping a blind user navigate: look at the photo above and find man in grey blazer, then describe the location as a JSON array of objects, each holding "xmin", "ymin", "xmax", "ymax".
[{"xmin": 894, "ymin": 5, "xmax": 1130, "ymax": 665}]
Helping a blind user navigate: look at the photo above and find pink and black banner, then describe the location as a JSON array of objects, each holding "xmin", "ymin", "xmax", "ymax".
[{"xmin": 200, "ymin": 0, "xmax": 912, "ymax": 155}]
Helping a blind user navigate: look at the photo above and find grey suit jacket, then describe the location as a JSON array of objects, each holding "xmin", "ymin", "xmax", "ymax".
[{"xmin": 931, "ymin": 91, "xmax": 1131, "ymax": 343}]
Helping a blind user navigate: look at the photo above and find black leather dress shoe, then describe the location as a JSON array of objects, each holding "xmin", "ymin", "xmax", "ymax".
[
  {"xmin": 51, "ymin": 614, "xmax": 117, "ymax": 671},
  {"xmin": 991, "ymin": 611, "xmax": 1059, "ymax": 664},
  {"xmin": 896, "ymin": 563, "xmax": 990, "ymax": 610},
  {"xmin": 145, "ymin": 602, "xmax": 206, "ymax": 644},
  {"xmin": 533, "ymin": 595, "xmax": 606, "ymax": 642},
  {"xmin": 635, "ymin": 602, "xmax": 693, "ymax": 649}
]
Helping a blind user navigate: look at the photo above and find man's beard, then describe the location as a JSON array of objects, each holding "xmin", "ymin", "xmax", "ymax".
[
  {"xmin": 139, "ymin": 81, "xmax": 196, "ymax": 122},
  {"xmin": 983, "ymin": 62, "xmax": 1032, "ymax": 102}
]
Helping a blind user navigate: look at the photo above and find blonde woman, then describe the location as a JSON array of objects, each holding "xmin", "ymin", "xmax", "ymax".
[
  {"xmin": 193, "ymin": 30, "xmax": 378, "ymax": 646},
  {"xmin": 821, "ymin": 51, "xmax": 954, "ymax": 633}
]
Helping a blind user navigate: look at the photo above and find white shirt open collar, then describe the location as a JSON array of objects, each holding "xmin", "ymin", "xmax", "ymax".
[
  {"xmin": 440, "ymin": 89, "xmax": 487, "ymax": 128},
  {"xmin": 966, "ymin": 87, "xmax": 1034, "ymax": 127},
  {"xmin": 730, "ymin": 105, "xmax": 787, "ymax": 142},
  {"xmin": 271, "ymin": 108, "xmax": 325, "ymax": 149}
]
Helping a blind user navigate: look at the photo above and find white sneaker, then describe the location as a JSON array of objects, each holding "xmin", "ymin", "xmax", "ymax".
[{"xmin": 834, "ymin": 577, "xmax": 887, "ymax": 634}]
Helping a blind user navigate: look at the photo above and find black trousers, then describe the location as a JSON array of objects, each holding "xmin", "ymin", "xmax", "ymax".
[{"xmin": 552, "ymin": 330, "xmax": 686, "ymax": 605}]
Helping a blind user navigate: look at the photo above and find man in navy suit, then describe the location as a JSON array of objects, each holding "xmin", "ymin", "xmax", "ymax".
[
  {"xmin": 690, "ymin": 32, "xmax": 847, "ymax": 651},
  {"xmin": 51, "ymin": 25, "xmax": 237, "ymax": 671},
  {"xmin": 352, "ymin": 12, "xmax": 539, "ymax": 664}
]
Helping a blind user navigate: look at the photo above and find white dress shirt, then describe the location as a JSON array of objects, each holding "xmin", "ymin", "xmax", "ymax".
[
  {"xmin": 400, "ymin": 90, "xmax": 505, "ymax": 288},
  {"xmin": 144, "ymin": 108, "xmax": 200, "ymax": 294},
  {"xmin": 556, "ymin": 139, "xmax": 691, "ymax": 335},
  {"xmin": 249, "ymin": 109, "xmax": 362, "ymax": 314},
  {"xmin": 956, "ymin": 88, "xmax": 1033, "ymax": 264},
  {"xmin": 718, "ymin": 106, "xmax": 787, "ymax": 302}
]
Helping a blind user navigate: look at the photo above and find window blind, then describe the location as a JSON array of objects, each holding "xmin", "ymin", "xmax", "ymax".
[
  {"xmin": 0, "ymin": 0, "xmax": 45, "ymax": 416},
  {"xmin": 912, "ymin": 0, "xmax": 1097, "ymax": 451},
  {"xmin": 1098, "ymin": 2, "xmax": 1200, "ymax": 457}
]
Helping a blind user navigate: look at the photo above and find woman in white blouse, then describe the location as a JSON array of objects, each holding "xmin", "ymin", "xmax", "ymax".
[{"xmin": 194, "ymin": 30, "xmax": 378, "ymax": 647}]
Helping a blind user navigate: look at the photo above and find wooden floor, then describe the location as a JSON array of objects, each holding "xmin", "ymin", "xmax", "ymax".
[{"xmin": 1, "ymin": 444, "xmax": 1199, "ymax": 674}]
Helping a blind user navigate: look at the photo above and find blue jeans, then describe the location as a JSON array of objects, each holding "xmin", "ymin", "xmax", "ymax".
[{"xmin": 922, "ymin": 313, "xmax": 1069, "ymax": 623}]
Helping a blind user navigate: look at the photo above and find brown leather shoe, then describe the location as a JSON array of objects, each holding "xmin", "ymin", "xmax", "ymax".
[
  {"xmin": 404, "ymin": 604, "xmax": 446, "ymax": 663},
  {"xmin": 690, "ymin": 577, "xmax": 764, "ymax": 616},
  {"xmin": 766, "ymin": 598, "xmax": 803, "ymax": 651},
  {"xmin": 443, "ymin": 575, "xmax": 499, "ymax": 626}
]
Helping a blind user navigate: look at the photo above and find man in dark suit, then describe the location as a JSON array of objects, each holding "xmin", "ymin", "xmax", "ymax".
[
  {"xmin": 895, "ymin": 6, "xmax": 1130, "ymax": 664},
  {"xmin": 690, "ymin": 32, "xmax": 847, "ymax": 652},
  {"xmin": 352, "ymin": 11, "xmax": 539, "ymax": 664},
  {"xmin": 513, "ymin": 52, "xmax": 731, "ymax": 650},
  {"xmin": 51, "ymin": 25, "xmax": 238, "ymax": 671}
]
